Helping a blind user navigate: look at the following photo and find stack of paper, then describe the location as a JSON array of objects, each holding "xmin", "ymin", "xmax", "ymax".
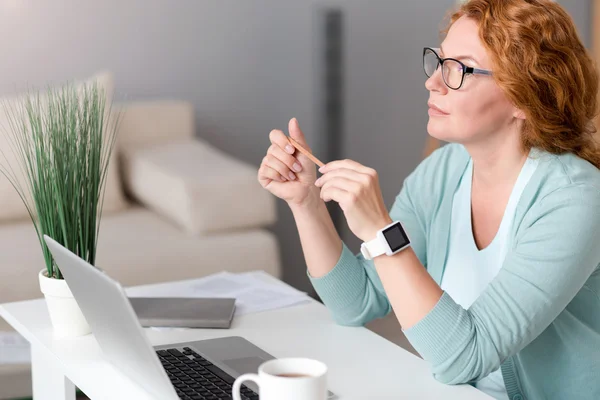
[
  {"xmin": 0, "ymin": 331, "xmax": 30, "ymax": 365},
  {"xmin": 125, "ymin": 270, "xmax": 311, "ymax": 317}
]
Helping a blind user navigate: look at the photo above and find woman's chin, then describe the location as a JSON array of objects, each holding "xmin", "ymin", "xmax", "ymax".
[{"xmin": 426, "ymin": 121, "xmax": 453, "ymax": 142}]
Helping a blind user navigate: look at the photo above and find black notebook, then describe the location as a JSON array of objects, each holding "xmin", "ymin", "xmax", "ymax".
[{"xmin": 128, "ymin": 297, "xmax": 236, "ymax": 329}]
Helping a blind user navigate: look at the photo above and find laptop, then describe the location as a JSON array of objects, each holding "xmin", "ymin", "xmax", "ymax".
[{"xmin": 43, "ymin": 235, "xmax": 335, "ymax": 400}]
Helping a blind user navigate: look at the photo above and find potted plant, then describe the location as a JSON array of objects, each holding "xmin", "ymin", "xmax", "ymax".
[{"xmin": 0, "ymin": 81, "xmax": 119, "ymax": 338}]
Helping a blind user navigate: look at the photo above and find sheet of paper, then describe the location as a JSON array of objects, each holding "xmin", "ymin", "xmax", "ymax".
[
  {"xmin": 125, "ymin": 271, "xmax": 311, "ymax": 319},
  {"xmin": 0, "ymin": 331, "xmax": 31, "ymax": 364},
  {"xmin": 238, "ymin": 270, "xmax": 308, "ymax": 297},
  {"xmin": 232, "ymin": 286, "xmax": 310, "ymax": 315}
]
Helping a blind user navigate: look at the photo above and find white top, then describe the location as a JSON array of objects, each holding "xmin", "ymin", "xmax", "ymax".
[{"xmin": 441, "ymin": 155, "xmax": 538, "ymax": 400}]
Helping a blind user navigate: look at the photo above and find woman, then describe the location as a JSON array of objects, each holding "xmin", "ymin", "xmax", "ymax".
[{"xmin": 257, "ymin": 1, "xmax": 600, "ymax": 399}]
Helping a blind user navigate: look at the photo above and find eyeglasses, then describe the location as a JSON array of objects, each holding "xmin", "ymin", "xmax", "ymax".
[{"xmin": 423, "ymin": 47, "xmax": 493, "ymax": 90}]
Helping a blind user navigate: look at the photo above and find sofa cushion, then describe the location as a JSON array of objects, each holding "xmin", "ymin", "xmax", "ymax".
[
  {"xmin": 114, "ymin": 100, "xmax": 195, "ymax": 148},
  {"xmin": 121, "ymin": 139, "xmax": 277, "ymax": 235},
  {"xmin": 0, "ymin": 71, "xmax": 128, "ymax": 223}
]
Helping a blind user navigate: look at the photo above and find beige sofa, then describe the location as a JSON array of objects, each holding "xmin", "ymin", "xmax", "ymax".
[{"xmin": 0, "ymin": 99, "xmax": 281, "ymax": 399}]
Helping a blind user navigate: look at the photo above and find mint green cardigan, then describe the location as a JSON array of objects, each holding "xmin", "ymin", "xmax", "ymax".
[{"xmin": 309, "ymin": 144, "xmax": 600, "ymax": 400}]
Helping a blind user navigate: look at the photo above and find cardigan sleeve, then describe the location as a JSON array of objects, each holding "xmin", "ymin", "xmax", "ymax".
[{"xmin": 308, "ymin": 145, "xmax": 439, "ymax": 326}]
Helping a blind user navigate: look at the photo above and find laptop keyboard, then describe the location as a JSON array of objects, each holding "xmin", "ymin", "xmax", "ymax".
[{"xmin": 157, "ymin": 347, "xmax": 259, "ymax": 400}]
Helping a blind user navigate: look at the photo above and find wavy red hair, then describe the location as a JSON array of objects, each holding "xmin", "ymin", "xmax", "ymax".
[{"xmin": 444, "ymin": 0, "xmax": 600, "ymax": 168}]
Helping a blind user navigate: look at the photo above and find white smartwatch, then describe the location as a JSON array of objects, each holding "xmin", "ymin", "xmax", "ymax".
[{"xmin": 360, "ymin": 220, "xmax": 411, "ymax": 260}]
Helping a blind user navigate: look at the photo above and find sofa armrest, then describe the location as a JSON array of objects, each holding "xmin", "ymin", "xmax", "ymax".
[{"xmin": 121, "ymin": 138, "xmax": 277, "ymax": 235}]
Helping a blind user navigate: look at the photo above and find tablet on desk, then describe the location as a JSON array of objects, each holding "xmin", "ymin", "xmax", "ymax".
[{"xmin": 128, "ymin": 297, "xmax": 236, "ymax": 329}]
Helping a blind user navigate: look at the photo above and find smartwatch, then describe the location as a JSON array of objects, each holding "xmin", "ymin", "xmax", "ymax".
[{"xmin": 360, "ymin": 220, "xmax": 411, "ymax": 260}]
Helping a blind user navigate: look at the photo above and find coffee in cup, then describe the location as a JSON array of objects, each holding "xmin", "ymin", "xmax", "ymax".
[{"xmin": 232, "ymin": 358, "xmax": 327, "ymax": 400}]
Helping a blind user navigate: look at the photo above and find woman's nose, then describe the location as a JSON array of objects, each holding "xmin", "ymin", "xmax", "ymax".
[{"xmin": 425, "ymin": 68, "xmax": 447, "ymax": 93}]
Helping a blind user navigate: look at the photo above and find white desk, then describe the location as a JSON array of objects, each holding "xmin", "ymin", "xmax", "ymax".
[{"xmin": 0, "ymin": 278, "xmax": 491, "ymax": 400}]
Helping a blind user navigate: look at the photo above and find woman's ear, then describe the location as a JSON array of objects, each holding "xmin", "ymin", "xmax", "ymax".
[{"xmin": 513, "ymin": 109, "xmax": 526, "ymax": 120}]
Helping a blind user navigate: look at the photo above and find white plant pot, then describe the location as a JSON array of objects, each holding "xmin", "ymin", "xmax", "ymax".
[{"xmin": 38, "ymin": 269, "xmax": 91, "ymax": 339}]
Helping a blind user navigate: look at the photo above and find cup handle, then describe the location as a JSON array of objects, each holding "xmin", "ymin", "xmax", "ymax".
[{"xmin": 232, "ymin": 373, "xmax": 260, "ymax": 400}]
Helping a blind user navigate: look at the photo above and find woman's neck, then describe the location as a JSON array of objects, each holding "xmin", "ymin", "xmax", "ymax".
[{"xmin": 466, "ymin": 132, "xmax": 528, "ymax": 189}]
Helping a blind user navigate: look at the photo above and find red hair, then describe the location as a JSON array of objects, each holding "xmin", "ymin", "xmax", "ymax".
[{"xmin": 445, "ymin": 0, "xmax": 600, "ymax": 168}]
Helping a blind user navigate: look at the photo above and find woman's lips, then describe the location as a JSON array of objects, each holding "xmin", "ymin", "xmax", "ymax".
[{"xmin": 428, "ymin": 102, "xmax": 449, "ymax": 116}]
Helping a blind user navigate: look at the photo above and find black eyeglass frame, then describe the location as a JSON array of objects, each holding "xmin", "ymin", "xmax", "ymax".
[{"xmin": 423, "ymin": 47, "xmax": 493, "ymax": 90}]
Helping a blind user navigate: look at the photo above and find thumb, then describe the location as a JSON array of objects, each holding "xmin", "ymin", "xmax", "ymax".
[{"xmin": 288, "ymin": 118, "xmax": 311, "ymax": 151}]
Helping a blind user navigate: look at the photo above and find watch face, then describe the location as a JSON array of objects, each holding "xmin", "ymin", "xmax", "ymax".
[{"xmin": 382, "ymin": 223, "xmax": 410, "ymax": 252}]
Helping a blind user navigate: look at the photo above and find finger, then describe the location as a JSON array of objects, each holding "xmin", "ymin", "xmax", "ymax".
[
  {"xmin": 269, "ymin": 129, "xmax": 296, "ymax": 155},
  {"xmin": 264, "ymin": 154, "xmax": 297, "ymax": 181},
  {"xmin": 320, "ymin": 186, "xmax": 353, "ymax": 205},
  {"xmin": 259, "ymin": 164, "xmax": 287, "ymax": 185},
  {"xmin": 288, "ymin": 118, "xmax": 311, "ymax": 151},
  {"xmin": 320, "ymin": 177, "xmax": 362, "ymax": 195},
  {"xmin": 267, "ymin": 144, "xmax": 303, "ymax": 173},
  {"xmin": 319, "ymin": 159, "xmax": 376, "ymax": 175},
  {"xmin": 258, "ymin": 169, "xmax": 273, "ymax": 187},
  {"xmin": 315, "ymin": 168, "xmax": 369, "ymax": 187}
]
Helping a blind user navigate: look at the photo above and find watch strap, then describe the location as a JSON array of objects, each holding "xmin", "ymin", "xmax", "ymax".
[{"xmin": 361, "ymin": 235, "xmax": 387, "ymax": 260}]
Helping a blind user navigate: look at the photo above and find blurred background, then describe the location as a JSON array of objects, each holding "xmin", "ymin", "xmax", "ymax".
[
  {"xmin": 0, "ymin": 0, "xmax": 590, "ymax": 294},
  {"xmin": 0, "ymin": 1, "xmax": 592, "ymax": 398}
]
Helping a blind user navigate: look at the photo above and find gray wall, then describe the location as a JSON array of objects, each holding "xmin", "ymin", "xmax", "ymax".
[
  {"xmin": 0, "ymin": 0, "xmax": 591, "ymax": 293},
  {"xmin": 338, "ymin": 0, "xmax": 455, "ymax": 250},
  {"xmin": 0, "ymin": 0, "xmax": 317, "ymax": 164},
  {"xmin": 560, "ymin": 0, "xmax": 592, "ymax": 49}
]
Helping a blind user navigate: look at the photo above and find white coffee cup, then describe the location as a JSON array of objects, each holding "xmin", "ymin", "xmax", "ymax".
[{"xmin": 232, "ymin": 357, "xmax": 328, "ymax": 400}]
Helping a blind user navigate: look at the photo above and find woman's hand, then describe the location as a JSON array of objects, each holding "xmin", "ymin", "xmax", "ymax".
[
  {"xmin": 315, "ymin": 159, "xmax": 392, "ymax": 242},
  {"xmin": 258, "ymin": 118, "xmax": 319, "ymax": 208}
]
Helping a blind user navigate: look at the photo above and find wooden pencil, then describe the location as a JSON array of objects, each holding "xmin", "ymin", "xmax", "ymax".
[{"xmin": 287, "ymin": 136, "xmax": 325, "ymax": 168}]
